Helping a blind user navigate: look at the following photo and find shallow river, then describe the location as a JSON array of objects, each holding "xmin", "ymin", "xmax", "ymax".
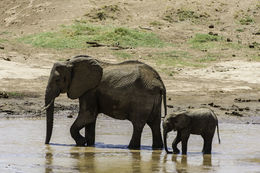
[{"xmin": 0, "ymin": 116, "xmax": 259, "ymax": 173}]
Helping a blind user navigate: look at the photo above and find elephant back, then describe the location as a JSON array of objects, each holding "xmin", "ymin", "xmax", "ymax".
[{"xmin": 100, "ymin": 61, "xmax": 165, "ymax": 93}]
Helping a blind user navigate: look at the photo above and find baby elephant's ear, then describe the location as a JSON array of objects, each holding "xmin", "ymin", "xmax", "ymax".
[{"xmin": 174, "ymin": 113, "xmax": 190, "ymax": 130}]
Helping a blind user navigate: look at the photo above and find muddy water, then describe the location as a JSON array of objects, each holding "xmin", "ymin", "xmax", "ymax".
[{"xmin": 0, "ymin": 116, "xmax": 259, "ymax": 173}]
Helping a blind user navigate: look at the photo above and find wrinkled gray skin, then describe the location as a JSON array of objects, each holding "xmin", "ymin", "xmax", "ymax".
[
  {"xmin": 45, "ymin": 55, "xmax": 166, "ymax": 149},
  {"xmin": 163, "ymin": 108, "xmax": 220, "ymax": 155}
]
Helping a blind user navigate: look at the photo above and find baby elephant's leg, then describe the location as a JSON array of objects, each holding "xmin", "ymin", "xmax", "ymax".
[
  {"xmin": 181, "ymin": 129, "xmax": 190, "ymax": 155},
  {"xmin": 172, "ymin": 131, "xmax": 181, "ymax": 154},
  {"xmin": 202, "ymin": 134, "xmax": 214, "ymax": 154}
]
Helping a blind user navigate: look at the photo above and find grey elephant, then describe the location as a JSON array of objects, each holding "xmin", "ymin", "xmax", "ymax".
[
  {"xmin": 44, "ymin": 55, "xmax": 166, "ymax": 149},
  {"xmin": 163, "ymin": 108, "xmax": 220, "ymax": 154}
]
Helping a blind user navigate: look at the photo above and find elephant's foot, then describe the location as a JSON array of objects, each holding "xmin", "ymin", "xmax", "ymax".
[
  {"xmin": 203, "ymin": 150, "xmax": 211, "ymax": 155},
  {"xmin": 173, "ymin": 148, "xmax": 180, "ymax": 154},
  {"xmin": 85, "ymin": 134, "xmax": 95, "ymax": 146},
  {"xmin": 86, "ymin": 139, "xmax": 95, "ymax": 147},
  {"xmin": 128, "ymin": 143, "xmax": 141, "ymax": 149},
  {"xmin": 75, "ymin": 138, "xmax": 87, "ymax": 147},
  {"xmin": 152, "ymin": 143, "xmax": 163, "ymax": 150}
]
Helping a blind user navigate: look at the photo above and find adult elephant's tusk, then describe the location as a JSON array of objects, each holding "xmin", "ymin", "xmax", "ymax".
[{"xmin": 41, "ymin": 99, "xmax": 54, "ymax": 112}]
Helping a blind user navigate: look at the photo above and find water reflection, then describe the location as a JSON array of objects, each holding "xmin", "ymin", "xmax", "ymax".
[
  {"xmin": 69, "ymin": 148, "xmax": 96, "ymax": 173},
  {"xmin": 44, "ymin": 144, "xmax": 165, "ymax": 173},
  {"xmin": 202, "ymin": 155, "xmax": 212, "ymax": 167},
  {"xmin": 161, "ymin": 154, "xmax": 213, "ymax": 173},
  {"xmin": 45, "ymin": 145, "xmax": 53, "ymax": 173}
]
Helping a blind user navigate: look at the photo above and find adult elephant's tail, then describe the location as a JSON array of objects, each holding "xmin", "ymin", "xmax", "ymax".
[
  {"xmin": 216, "ymin": 121, "xmax": 221, "ymax": 144},
  {"xmin": 162, "ymin": 90, "xmax": 167, "ymax": 117}
]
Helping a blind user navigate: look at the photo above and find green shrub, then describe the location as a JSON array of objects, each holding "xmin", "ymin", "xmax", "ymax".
[
  {"xmin": 239, "ymin": 16, "xmax": 255, "ymax": 25},
  {"xmin": 19, "ymin": 22, "xmax": 169, "ymax": 49}
]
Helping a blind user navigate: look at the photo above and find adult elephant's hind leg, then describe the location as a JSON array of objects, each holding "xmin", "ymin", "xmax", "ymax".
[
  {"xmin": 147, "ymin": 116, "xmax": 163, "ymax": 149},
  {"xmin": 128, "ymin": 121, "xmax": 145, "ymax": 149}
]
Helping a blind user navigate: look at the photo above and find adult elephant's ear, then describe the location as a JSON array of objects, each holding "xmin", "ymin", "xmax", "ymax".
[{"xmin": 67, "ymin": 57, "xmax": 103, "ymax": 99}]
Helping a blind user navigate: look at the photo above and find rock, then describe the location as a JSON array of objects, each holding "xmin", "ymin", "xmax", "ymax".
[
  {"xmin": 0, "ymin": 92, "xmax": 9, "ymax": 98},
  {"xmin": 208, "ymin": 102, "xmax": 214, "ymax": 106},
  {"xmin": 231, "ymin": 111, "xmax": 243, "ymax": 117},
  {"xmin": 208, "ymin": 102, "xmax": 220, "ymax": 108},
  {"xmin": 220, "ymin": 107, "xmax": 228, "ymax": 111},
  {"xmin": 249, "ymin": 44, "xmax": 254, "ymax": 48},
  {"xmin": 1, "ymin": 110, "xmax": 14, "ymax": 114},
  {"xmin": 167, "ymin": 105, "xmax": 174, "ymax": 108},
  {"xmin": 226, "ymin": 111, "xmax": 243, "ymax": 117},
  {"xmin": 208, "ymin": 32, "xmax": 218, "ymax": 36},
  {"xmin": 234, "ymin": 98, "xmax": 251, "ymax": 102},
  {"xmin": 0, "ymin": 45, "xmax": 4, "ymax": 49},
  {"xmin": 3, "ymin": 57, "xmax": 11, "ymax": 61},
  {"xmin": 227, "ymin": 38, "xmax": 232, "ymax": 42},
  {"xmin": 209, "ymin": 24, "xmax": 214, "ymax": 28}
]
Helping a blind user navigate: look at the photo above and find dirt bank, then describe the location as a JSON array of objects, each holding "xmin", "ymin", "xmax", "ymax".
[{"xmin": 0, "ymin": 0, "xmax": 259, "ymax": 124}]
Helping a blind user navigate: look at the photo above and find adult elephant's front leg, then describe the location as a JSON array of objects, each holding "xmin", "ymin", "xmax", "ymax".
[
  {"xmin": 74, "ymin": 91, "xmax": 97, "ymax": 146},
  {"xmin": 70, "ymin": 114, "xmax": 87, "ymax": 146},
  {"xmin": 85, "ymin": 119, "xmax": 96, "ymax": 146}
]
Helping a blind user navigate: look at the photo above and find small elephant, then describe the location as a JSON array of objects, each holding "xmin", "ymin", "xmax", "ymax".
[
  {"xmin": 163, "ymin": 108, "xmax": 220, "ymax": 155},
  {"xmin": 44, "ymin": 55, "xmax": 166, "ymax": 149}
]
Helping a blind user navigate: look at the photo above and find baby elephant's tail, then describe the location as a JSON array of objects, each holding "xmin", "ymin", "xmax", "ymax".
[{"xmin": 210, "ymin": 109, "xmax": 221, "ymax": 144}]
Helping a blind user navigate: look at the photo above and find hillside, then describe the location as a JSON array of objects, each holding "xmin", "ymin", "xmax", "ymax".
[{"xmin": 0, "ymin": 0, "xmax": 259, "ymax": 123}]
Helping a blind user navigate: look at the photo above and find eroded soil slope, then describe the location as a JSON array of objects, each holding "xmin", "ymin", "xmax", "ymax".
[{"xmin": 0, "ymin": 0, "xmax": 259, "ymax": 123}]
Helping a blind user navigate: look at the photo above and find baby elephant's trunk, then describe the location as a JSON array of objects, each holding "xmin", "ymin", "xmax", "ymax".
[{"xmin": 163, "ymin": 131, "xmax": 172, "ymax": 154}]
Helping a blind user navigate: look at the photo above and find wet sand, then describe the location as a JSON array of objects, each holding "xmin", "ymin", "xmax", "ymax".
[{"xmin": 0, "ymin": 116, "xmax": 259, "ymax": 173}]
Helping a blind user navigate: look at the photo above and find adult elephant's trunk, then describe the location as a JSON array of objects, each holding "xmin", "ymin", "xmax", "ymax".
[
  {"xmin": 45, "ymin": 86, "xmax": 59, "ymax": 144},
  {"xmin": 45, "ymin": 99, "xmax": 54, "ymax": 144}
]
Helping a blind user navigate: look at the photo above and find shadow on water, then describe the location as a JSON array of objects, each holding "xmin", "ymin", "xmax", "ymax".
[
  {"xmin": 95, "ymin": 142, "xmax": 154, "ymax": 150},
  {"xmin": 49, "ymin": 142, "xmax": 154, "ymax": 150},
  {"xmin": 48, "ymin": 143, "xmax": 75, "ymax": 147}
]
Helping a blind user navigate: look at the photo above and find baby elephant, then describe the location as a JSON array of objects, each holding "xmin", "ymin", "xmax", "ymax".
[{"xmin": 163, "ymin": 108, "xmax": 220, "ymax": 155}]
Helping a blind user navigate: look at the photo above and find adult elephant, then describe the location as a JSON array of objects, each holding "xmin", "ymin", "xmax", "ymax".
[{"xmin": 44, "ymin": 55, "xmax": 166, "ymax": 149}]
